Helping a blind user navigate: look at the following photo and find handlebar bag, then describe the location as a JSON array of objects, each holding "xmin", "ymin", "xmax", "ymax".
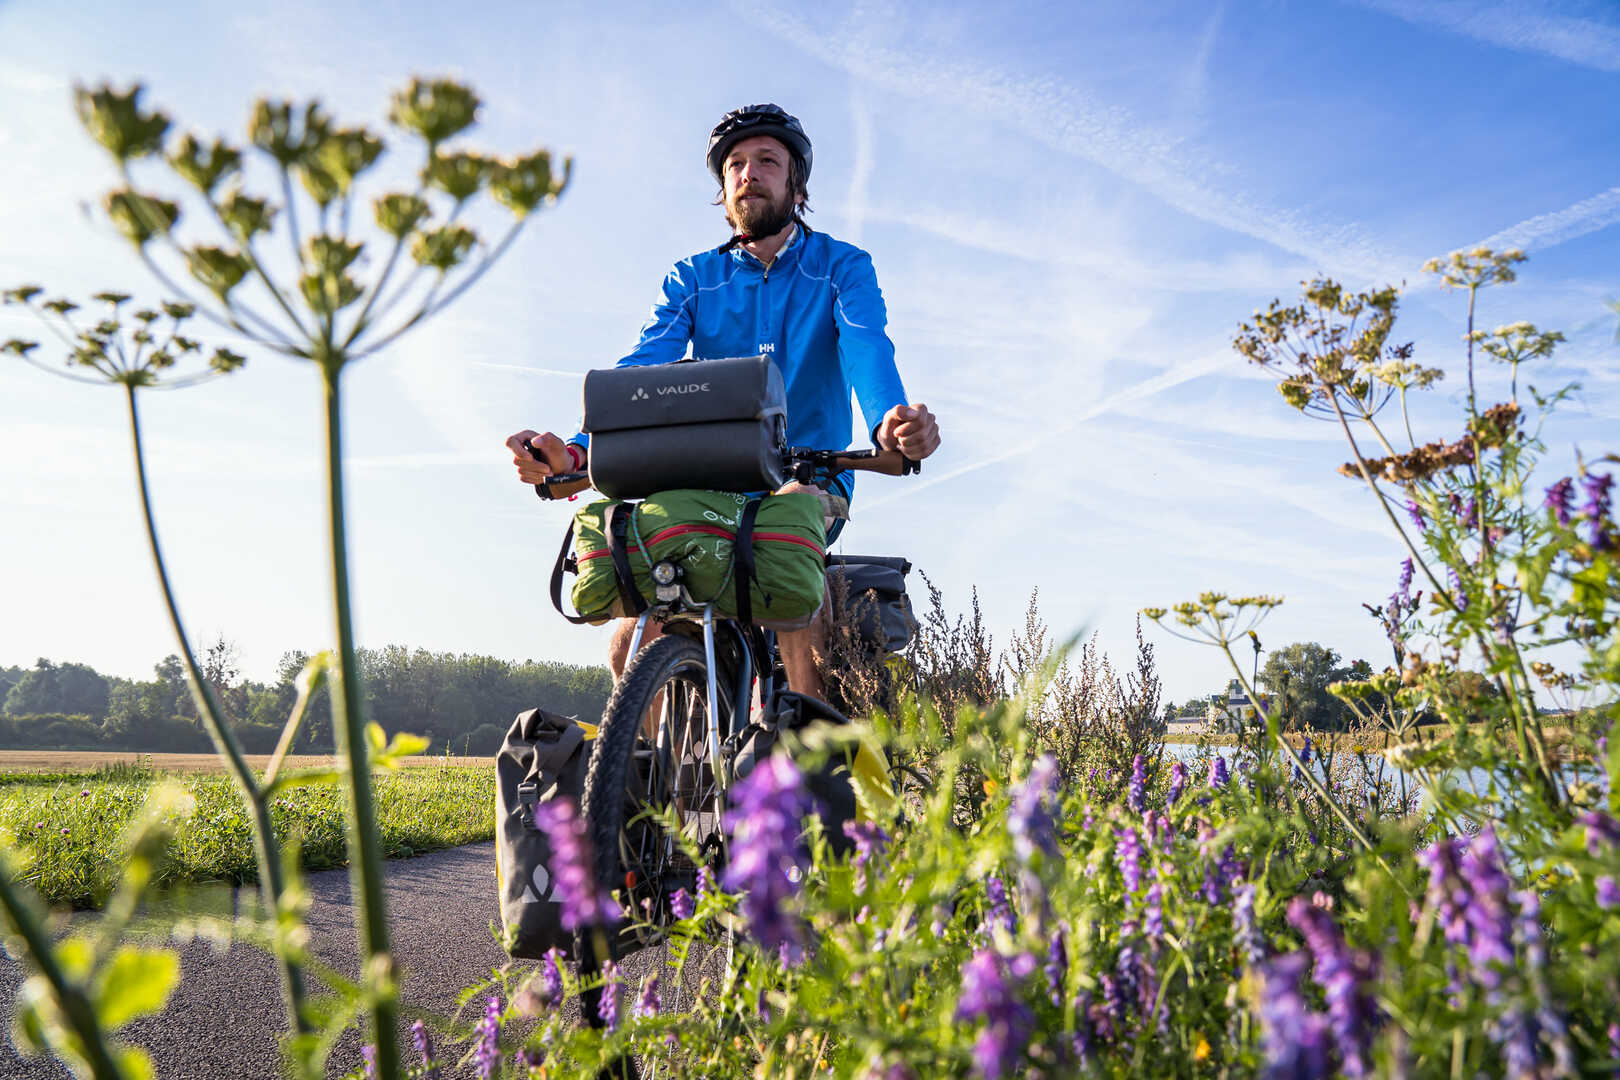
[
  {"xmin": 581, "ymin": 355, "xmax": 788, "ymax": 499},
  {"xmin": 826, "ymin": 555, "xmax": 918, "ymax": 655},
  {"xmin": 562, "ymin": 489, "xmax": 826, "ymax": 625}
]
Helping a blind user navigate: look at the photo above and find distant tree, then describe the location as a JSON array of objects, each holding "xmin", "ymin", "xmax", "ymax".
[
  {"xmin": 1259, "ymin": 642, "xmax": 1368, "ymax": 731},
  {"xmin": 3, "ymin": 658, "xmax": 110, "ymax": 720},
  {"xmin": 201, "ymin": 633, "xmax": 250, "ymax": 722}
]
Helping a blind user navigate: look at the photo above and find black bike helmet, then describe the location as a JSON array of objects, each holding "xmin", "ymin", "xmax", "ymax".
[{"xmin": 706, "ymin": 103, "xmax": 813, "ymax": 184}]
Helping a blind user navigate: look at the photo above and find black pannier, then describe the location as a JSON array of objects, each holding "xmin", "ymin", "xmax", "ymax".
[
  {"xmin": 826, "ymin": 555, "xmax": 917, "ymax": 655},
  {"xmin": 494, "ymin": 707, "xmax": 593, "ymax": 959},
  {"xmin": 582, "ymin": 355, "xmax": 788, "ymax": 499}
]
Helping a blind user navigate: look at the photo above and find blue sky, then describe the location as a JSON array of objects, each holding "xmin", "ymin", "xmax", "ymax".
[{"xmin": 1, "ymin": 0, "xmax": 1616, "ymax": 705}]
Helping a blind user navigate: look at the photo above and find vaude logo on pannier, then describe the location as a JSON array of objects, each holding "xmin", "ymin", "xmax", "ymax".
[{"xmin": 630, "ymin": 382, "xmax": 710, "ymax": 402}]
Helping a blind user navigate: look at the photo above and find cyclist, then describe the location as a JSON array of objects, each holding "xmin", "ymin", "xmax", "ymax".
[{"xmin": 507, "ymin": 103, "xmax": 940, "ymax": 701}]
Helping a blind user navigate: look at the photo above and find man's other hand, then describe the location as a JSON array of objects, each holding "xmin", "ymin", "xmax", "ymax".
[
  {"xmin": 875, "ymin": 403, "xmax": 940, "ymax": 461},
  {"xmin": 505, "ymin": 430, "xmax": 576, "ymax": 484}
]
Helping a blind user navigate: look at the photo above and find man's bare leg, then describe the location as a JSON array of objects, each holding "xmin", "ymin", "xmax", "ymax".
[
  {"xmin": 778, "ymin": 603, "xmax": 827, "ymax": 700},
  {"xmin": 609, "ymin": 616, "xmax": 665, "ymax": 740}
]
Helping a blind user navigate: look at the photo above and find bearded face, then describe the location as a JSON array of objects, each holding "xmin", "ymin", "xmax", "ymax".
[{"xmin": 721, "ymin": 134, "xmax": 802, "ymax": 239}]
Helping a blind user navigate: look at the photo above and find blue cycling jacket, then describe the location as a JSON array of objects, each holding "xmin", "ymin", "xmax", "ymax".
[{"xmin": 569, "ymin": 227, "xmax": 908, "ymax": 462}]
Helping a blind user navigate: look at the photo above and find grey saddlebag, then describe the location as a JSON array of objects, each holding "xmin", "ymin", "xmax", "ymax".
[
  {"xmin": 495, "ymin": 707, "xmax": 592, "ymax": 959},
  {"xmin": 826, "ymin": 555, "xmax": 918, "ymax": 655},
  {"xmin": 581, "ymin": 355, "xmax": 788, "ymax": 499}
]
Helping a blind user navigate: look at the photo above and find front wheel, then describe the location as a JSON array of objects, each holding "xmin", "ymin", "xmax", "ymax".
[{"xmin": 577, "ymin": 633, "xmax": 735, "ymax": 1014}]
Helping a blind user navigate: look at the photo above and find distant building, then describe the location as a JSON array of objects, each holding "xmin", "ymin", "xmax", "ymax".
[{"xmin": 1207, "ymin": 679, "xmax": 1268, "ymax": 732}]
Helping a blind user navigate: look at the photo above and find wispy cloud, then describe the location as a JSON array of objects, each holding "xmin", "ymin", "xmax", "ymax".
[
  {"xmin": 843, "ymin": 88, "xmax": 874, "ymax": 244},
  {"xmin": 1178, "ymin": 1, "xmax": 1226, "ymax": 121},
  {"xmin": 861, "ymin": 348, "xmax": 1235, "ymax": 509},
  {"xmin": 1350, "ymin": 0, "xmax": 1620, "ymax": 72},
  {"xmin": 731, "ymin": 4, "xmax": 1409, "ymax": 282},
  {"xmin": 1472, "ymin": 186, "xmax": 1620, "ymax": 252}
]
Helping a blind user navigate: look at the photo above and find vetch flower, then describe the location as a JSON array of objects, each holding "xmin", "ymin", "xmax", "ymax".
[
  {"xmin": 1007, "ymin": 755, "xmax": 1060, "ymax": 864},
  {"xmin": 1544, "ymin": 478, "xmax": 1574, "ymax": 526},
  {"xmin": 598, "ymin": 960, "xmax": 622, "ymax": 1032},
  {"xmin": 1257, "ymin": 952, "xmax": 1333, "ymax": 1080},
  {"xmin": 534, "ymin": 797, "xmax": 618, "ymax": 931},
  {"xmin": 411, "ymin": 1020, "xmax": 440, "ymax": 1079},
  {"xmin": 1235, "ymin": 882, "xmax": 1266, "ymax": 967},
  {"xmin": 361, "ymin": 1044, "xmax": 377, "ymax": 1080},
  {"xmin": 1404, "ymin": 499, "xmax": 1425, "ymax": 528},
  {"xmin": 635, "ymin": 970, "xmax": 661, "ymax": 1020},
  {"xmin": 1144, "ymin": 884, "xmax": 1164, "ymax": 942},
  {"xmin": 1116, "ymin": 827, "xmax": 1143, "ymax": 898},
  {"xmin": 1209, "ymin": 756, "xmax": 1229, "ymax": 790},
  {"xmin": 986, "ymin": 876, "xmax": 1017, "ymax": 935},
  {"xmin": 1166, "ymin": 760, "xmax": 1185, "ymax": 807},
  {"xmin": 1580, "ymin": 810, "xmax": 1620, "ymax": 855},
  {"xmin": 845, "ymin": 818, "xmax": 891, "ymax": 891},
  {"xmin": 722, "ymin": 754, "xmax": 815, "ymax": 955},
  {"xmin": 1287, "ymin": 898, "xmax": 1379, "ymax": 1078},
  {"xmin": 670, "ymin": 887, "xmax": 695, "ymax": 920},
  {"xmin": 955, "ymin": 948, "xmax": 1035, "ymax": 1079},
  {"xmin": 1581, "ymin": 471, "xmax": 1614, "ymax": 550},
  {"xmin": 1598, "ymin": 877, "xmax": 1620, "ymax": 910},
  {"xmin": 1127, "ymin": 754, "xmax": 1147, "ymax": 816},
  {"xmin": 474, "ymin": 996, "xmax": 502, "ymax": 1080},
  {"xmin": 1045, "ymin": 926, "xmax": 1067, "ymax": 1007},
  {"xmin": 1449, "ymin": 568, "xmax": 1468, "ymax": 613}
]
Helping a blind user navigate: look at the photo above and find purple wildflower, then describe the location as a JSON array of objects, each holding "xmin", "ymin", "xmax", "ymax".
[
  {"xmin": 534, "ymin": 797, "xmax": 618, "ymax": 931},
  {"xmin": 1258, "ymin": 952, "xmax": 1333, "ymax": 1080},
  {"xmin": 1288, "ymin": 898, "xmax": 1379, "ymax": 1078},
  {"xmin": 1144, "ymin": 884, "xmax": 1164, "ymax": 942},
  {"xmin": 670, "ymin": 887, "xmax": 695, "ymax": 920},
  {"xmin": 1007, "ymin": 755, "xmax": 1060, "ymax": 864},
  {"xmin": 1544, "ymin": 477, "xmax": 1574, "ymax": 526},
  {"xmin": 722, "ymin": 754, "xmax": 815, "ymax": 955},
  {"xmin": 1116, "ymin": 827, "xmax": 1143, "ymax": 897},
  {"xmin": 986, "ymin": 875, "xmax": 1017, "ymax": 935},
  {"xmin": 1582, "ymin": 471, "xmax": 1615, "ymax": 550},
  {"xmin": 1155, "ymin": 812, "xmax": 1175, "ymax": 856},
  {"xmin": 1461, "ymin": 497, "xmax": 1479, "ymax": 531},
  {"xmin": 597, "ymin": 960, "xmax": 622, "ymax": 1032},
  {"xmin": 539, "ymin": 948, "xmax": 563, "ymax": 1007},
  {"xmin": 1209, "ymin": 756, "xmax": 1229, "ymax": 790},
  {"xmin": 474, "ymin": 996, "xmax": 502, "ymax": 1080},
  {"xmin": 1404, "ymin": 499, "xmax": 1425, "ymax": 528},
  {"xmin": 361, "ymin": 1044, "xmax": 377, "ymax": 1080},
  {"xmin": 635, "ymin": 970, "xmax": 661, "ymax": 1020},
  {"xmin": 1235, "ymin": 882, "xmax": 1266, "ymax": 967},
  {"xmin": 1610, "ymin": 1024, "xmax": 1620, "ymax": 1063},
  {"xmin": 1045, "ymin": 927, "xmax": 1067, "ymax": 1007},
  {"xmin": 1460, "ymin": 828, "xmax": 1516, "ymax": 993},
  {"xmin": 1599, "ymin": 877, "xmax": 1620, "ymax": 909},
  {"xmin": 697, "ymin": 864, "xmax": 715, "ymax": 897},
  {"xmin": 1128, "ymin": 754, "xmax": 1147, "ymax": 816},
  {"xmin": 517, "ymin": 1046, "xmax": 545, "ymax": 1073},
  {"xmin": 1070, "ymin": 990, "xmax": 1095, "ymax": 1064},
  {"xmin": 1220, "ymin": 844, "xmax": 1244, "ymax": 891},
  {"xmin": 1449, "ymin": 567, "xmax": 1468, "ymax": 612},
  {"xmin": 411, "ymin": 1020, "xmax": 440, "ymax": 1079},
  {"xmin": 1166, "ymin": 760, "xmax": 1185, "ymax": 807},
  {"xmin": 1581, "ymin": 810, "xmax": 1620, "ymax": 855},
  {"xmin": 955, "ymin": 948, "xmax": 1035, "ymax": 1079},
  {"xmin": 844, "ymin": 818, "xmax": 892, "ymax": 890}
]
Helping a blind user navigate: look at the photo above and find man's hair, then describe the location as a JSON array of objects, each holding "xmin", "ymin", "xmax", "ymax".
[{"xmin": 712, "ymin": 145, "xmax": 813, "ymax": 220}]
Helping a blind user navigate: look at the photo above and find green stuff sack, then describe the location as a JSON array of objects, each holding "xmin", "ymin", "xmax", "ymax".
[{"xmin": 564, "ymin": 489, "xmax": 826, "ymax": 625}]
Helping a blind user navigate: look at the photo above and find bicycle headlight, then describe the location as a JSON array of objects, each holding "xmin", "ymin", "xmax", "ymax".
[{"xmin": 652, "ymin": 561, "xmax": 678, "ymax": 586}]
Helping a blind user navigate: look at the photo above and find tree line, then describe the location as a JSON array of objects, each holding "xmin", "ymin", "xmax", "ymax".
[{"xmin": 0, "ymin": 640, "xmax": 612, "ymax": 756}]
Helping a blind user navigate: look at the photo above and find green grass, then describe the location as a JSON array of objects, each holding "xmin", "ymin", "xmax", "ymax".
[{"xmin": 0, "ymin": 762, "xmax": 496, "ymax": 909}]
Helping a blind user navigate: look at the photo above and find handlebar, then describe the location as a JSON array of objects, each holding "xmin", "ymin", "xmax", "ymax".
[{"xmin": 523, "ymin": 440, "xmax": 919, "ymax": 501}]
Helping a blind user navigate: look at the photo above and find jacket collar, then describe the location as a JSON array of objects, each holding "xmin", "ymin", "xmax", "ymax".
[{"xmin": 732, "ymin": 224, "xmax": 804, "ymax": 272}]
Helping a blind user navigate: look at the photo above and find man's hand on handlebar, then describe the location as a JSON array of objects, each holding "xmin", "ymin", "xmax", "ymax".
[
  {"xmin": 875, "ymin": 403, "xmax": 940, "ymax": 461},
  {"xmin": 506, "ymin": 430, "xmax": 579, "ymax": 485}
]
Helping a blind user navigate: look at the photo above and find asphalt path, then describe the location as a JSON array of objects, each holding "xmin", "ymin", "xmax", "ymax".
[{"xmin": 0, "ymin": 842, "xmax": 537, "ymax": 1080}]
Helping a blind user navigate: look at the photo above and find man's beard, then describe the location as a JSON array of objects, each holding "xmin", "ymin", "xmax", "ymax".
[{"xmin": 726, "ymin": 185, "xmax": 797, "ymax": 239}]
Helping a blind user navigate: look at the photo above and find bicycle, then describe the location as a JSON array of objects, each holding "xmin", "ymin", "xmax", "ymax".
[{"xmin": 528, "ymin": 441, "xmax": 917, "ymax": 1026}]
